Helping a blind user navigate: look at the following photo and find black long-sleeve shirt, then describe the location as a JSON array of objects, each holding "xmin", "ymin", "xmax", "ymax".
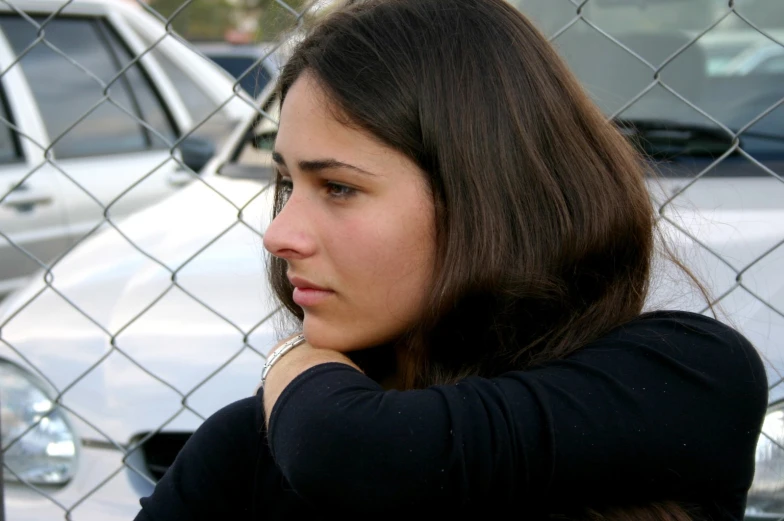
[{"xmin": 135, "ymin": 311, "xmax": 768, "ymax": 520}]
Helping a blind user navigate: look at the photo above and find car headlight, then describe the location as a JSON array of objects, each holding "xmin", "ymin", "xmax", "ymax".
[
  {"xmin": 0, "ymin": 360, "xmax": 77, "ymax": 485},
  {"xmin": 747, "ymin": 401, "xmax": 784, "ymax": 518}
]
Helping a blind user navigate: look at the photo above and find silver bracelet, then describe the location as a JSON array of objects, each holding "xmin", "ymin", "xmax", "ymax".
[{"xmin": 260, "ymin": 334, "xmax": 306, "ymax": 389}]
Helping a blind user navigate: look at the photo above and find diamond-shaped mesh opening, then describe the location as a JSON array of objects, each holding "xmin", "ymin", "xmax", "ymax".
[{"xmin": 1, "ymin": 0, "xmax": 783, "ymax": 518}]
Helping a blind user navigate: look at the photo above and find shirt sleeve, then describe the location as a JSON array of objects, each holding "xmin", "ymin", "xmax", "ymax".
[
  {"xmin": 267, "ymin": 312, "xmax": 768, "ymax": 511},
  {"xmin": 134, "ymin": 397, "xmax": 263, "ymax": 521}
]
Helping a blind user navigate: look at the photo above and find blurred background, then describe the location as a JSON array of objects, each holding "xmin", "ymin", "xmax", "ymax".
[
  {"xmin": 0, "ymin": 1, "xmax": 783, "ymax": 520},
  {"xmin": 150, "ymin": 0, "xmax": 314, "ymax": 42}
]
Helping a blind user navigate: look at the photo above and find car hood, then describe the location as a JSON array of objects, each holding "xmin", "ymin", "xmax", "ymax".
[
  {"xmin": 0, "ymin": 174, "xmax": 282, "ymax": 441},
  {"xmin": 2, "ymin": 159, "xmax": 784, "ymax": 444}
]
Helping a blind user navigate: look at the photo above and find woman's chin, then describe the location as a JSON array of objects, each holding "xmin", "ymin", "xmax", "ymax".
[
  {"xmin": 301, "ymin": 306, "xmax": 415, "ymax": 353},
  {"xmin": 301, "ymin": 319, "xmax": 390, "ymax": 353},
  {"xmin": 302, "ymin": 322, "xmax": 362, "ymax": 352}
]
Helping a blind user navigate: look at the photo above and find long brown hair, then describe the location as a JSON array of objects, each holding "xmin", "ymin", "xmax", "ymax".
[
  {"xmin": 269, "ymin": 1, "xmax": 700, "ymax": 519},
  {"xmin": 271, "ymin": 0, "xmax": 654, "ymax": 387}
]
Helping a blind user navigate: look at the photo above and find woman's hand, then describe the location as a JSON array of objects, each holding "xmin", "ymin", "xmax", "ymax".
[{"xmin": 260, "ymin": 337, "xmax": 362, "ymax": 427}]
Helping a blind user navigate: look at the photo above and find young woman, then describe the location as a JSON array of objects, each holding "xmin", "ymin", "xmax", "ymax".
[{"xmin": 135, "ymin": 1, "xmax": 767, "ymax": 519}]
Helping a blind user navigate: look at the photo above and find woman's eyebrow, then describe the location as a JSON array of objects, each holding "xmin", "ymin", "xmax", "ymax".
[{"xmin": 272, "ymin": 151, "xmax": 377, "ymax": 177}]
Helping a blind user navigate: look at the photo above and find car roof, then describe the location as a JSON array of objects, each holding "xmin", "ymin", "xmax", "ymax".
[
  {"xmin": 194, "ymin": 42, "xmax": 279, "ymax": 56},
  {"xmin": 0, "ymin": 0, "xmax": 141, "ymax": 13}
]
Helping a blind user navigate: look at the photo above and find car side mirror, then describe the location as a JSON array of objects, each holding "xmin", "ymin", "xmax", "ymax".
[
  {"xmin": 243, "ymin": 128, "xmax": 275, "ymax": 151},
  {"xmin": 254, "ymin": 133, "xmax": 276, "ymax": 150},
  {"xmin": 177, "ymin": 136, "xmax": 217, "ymax": 173}
]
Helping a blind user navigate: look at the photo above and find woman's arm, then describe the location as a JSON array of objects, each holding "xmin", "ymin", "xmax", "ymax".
[{"xmin": 264, "ymin": 312, "xmax": 768, "ymax": 512}]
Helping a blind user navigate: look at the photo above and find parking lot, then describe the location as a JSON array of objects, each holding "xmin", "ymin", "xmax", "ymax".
[{"xmin": 1, "ymin": 0, "xmax": 784, "ymax": 519}]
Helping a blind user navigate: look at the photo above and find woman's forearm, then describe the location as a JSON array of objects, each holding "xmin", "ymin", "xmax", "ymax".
[{"xmin": 265, "ymin": 362, "xmax": 458, "ymax": 508}]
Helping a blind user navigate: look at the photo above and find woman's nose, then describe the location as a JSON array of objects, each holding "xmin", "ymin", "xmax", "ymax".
[{"xmin": 263, "ymin": 192, "xmax": 316, "ymax": 260}]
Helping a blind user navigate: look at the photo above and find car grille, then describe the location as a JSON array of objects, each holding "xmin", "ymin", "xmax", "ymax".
[{"xmin": 138, "ymin": 432, "xmax": 193, "ymax": 481}]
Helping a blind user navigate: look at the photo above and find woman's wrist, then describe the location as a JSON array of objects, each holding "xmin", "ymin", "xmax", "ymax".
[
  {"xmin": 261, "ymin": 341, "xmax": 362, "ymax": 427},
  {"xmin": 260, "ymin": 334, "xmax": 307, "ymax": 388}
]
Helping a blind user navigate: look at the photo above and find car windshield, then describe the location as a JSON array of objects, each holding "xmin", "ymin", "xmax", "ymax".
[{"xmin": 509, "ymin": 0, "xmax": 784, "ymax": 157}]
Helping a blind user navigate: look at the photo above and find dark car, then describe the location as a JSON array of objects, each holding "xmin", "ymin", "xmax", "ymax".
[{"xmin": 196, "ymin": 42, "xmax": 282, "ymax": 98}]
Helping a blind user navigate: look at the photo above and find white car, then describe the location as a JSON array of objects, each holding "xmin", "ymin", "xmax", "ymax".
[
  {"xmin": 0, "ymin": 0, "xmax": 256, "ymax": 298},
  {"xmin": 1, "ymin": 2, "xmax": 784, "ymax": 520},
  {"xmin": 0, "ymin": 92, "xmax": 279, "ymax": 519}
]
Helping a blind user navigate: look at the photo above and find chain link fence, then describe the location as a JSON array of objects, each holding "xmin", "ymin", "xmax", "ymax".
[{"xmin": 0, "ymin": 0, "xmax": 782, "ymax": 519}]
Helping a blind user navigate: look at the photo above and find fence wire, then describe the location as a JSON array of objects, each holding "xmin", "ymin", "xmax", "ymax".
[{"xmin": 0, "ymin": 0, "xmax": 783, "ymax": 519}]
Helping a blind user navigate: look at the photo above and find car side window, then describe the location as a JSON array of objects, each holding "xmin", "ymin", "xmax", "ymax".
[
  {"xmin": 143, "ymin": 43, "xmax": 235, "ymax": 143},
  {"xmin": 97, "ymin": 20, "xmax": 178, "ymax": 149},
  {"xmin": 0, "ymin": 83, "xmax": 22, "ymax": 164},
  {"xmin": 0, "ymin": 15, "xmax": 177, "ymax": 159}
]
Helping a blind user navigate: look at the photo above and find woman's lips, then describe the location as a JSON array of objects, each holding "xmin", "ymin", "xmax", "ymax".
[{"xmin": 292, "ymin": 287, "xmax": 335, "ymax": 307}]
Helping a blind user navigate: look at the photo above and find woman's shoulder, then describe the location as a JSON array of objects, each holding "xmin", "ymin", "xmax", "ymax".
[
  {"xmin": 136, "ymin": 395, "xmax": 271, "ymax": 520},
  {"xmin": 581, "ymin": 309, "xmax": 767, "ymax": 394},
  {"xmin": 182, "ymin": 394, "xmax": 267, "ymax": 462},
  {"xmin": 202, "ymin": 394, "xmax": 265, "ymax": 434},
  {"xmin": 627, "ymin": 309, "xmax": 744, "ymax": 330},
  {"xmin": 610, "ymin": 309, "xmax": 756, "ymax": 352}
]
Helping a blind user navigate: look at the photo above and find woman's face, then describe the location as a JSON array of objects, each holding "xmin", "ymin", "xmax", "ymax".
[{"xmin": 264, "ymin": 74, "xmax": 436, "ymax": 352}]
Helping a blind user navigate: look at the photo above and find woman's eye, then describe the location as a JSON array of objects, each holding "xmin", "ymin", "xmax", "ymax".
[{"xmin": 325, "ymin": 182, "xmax": 357, "ymax": 199}]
